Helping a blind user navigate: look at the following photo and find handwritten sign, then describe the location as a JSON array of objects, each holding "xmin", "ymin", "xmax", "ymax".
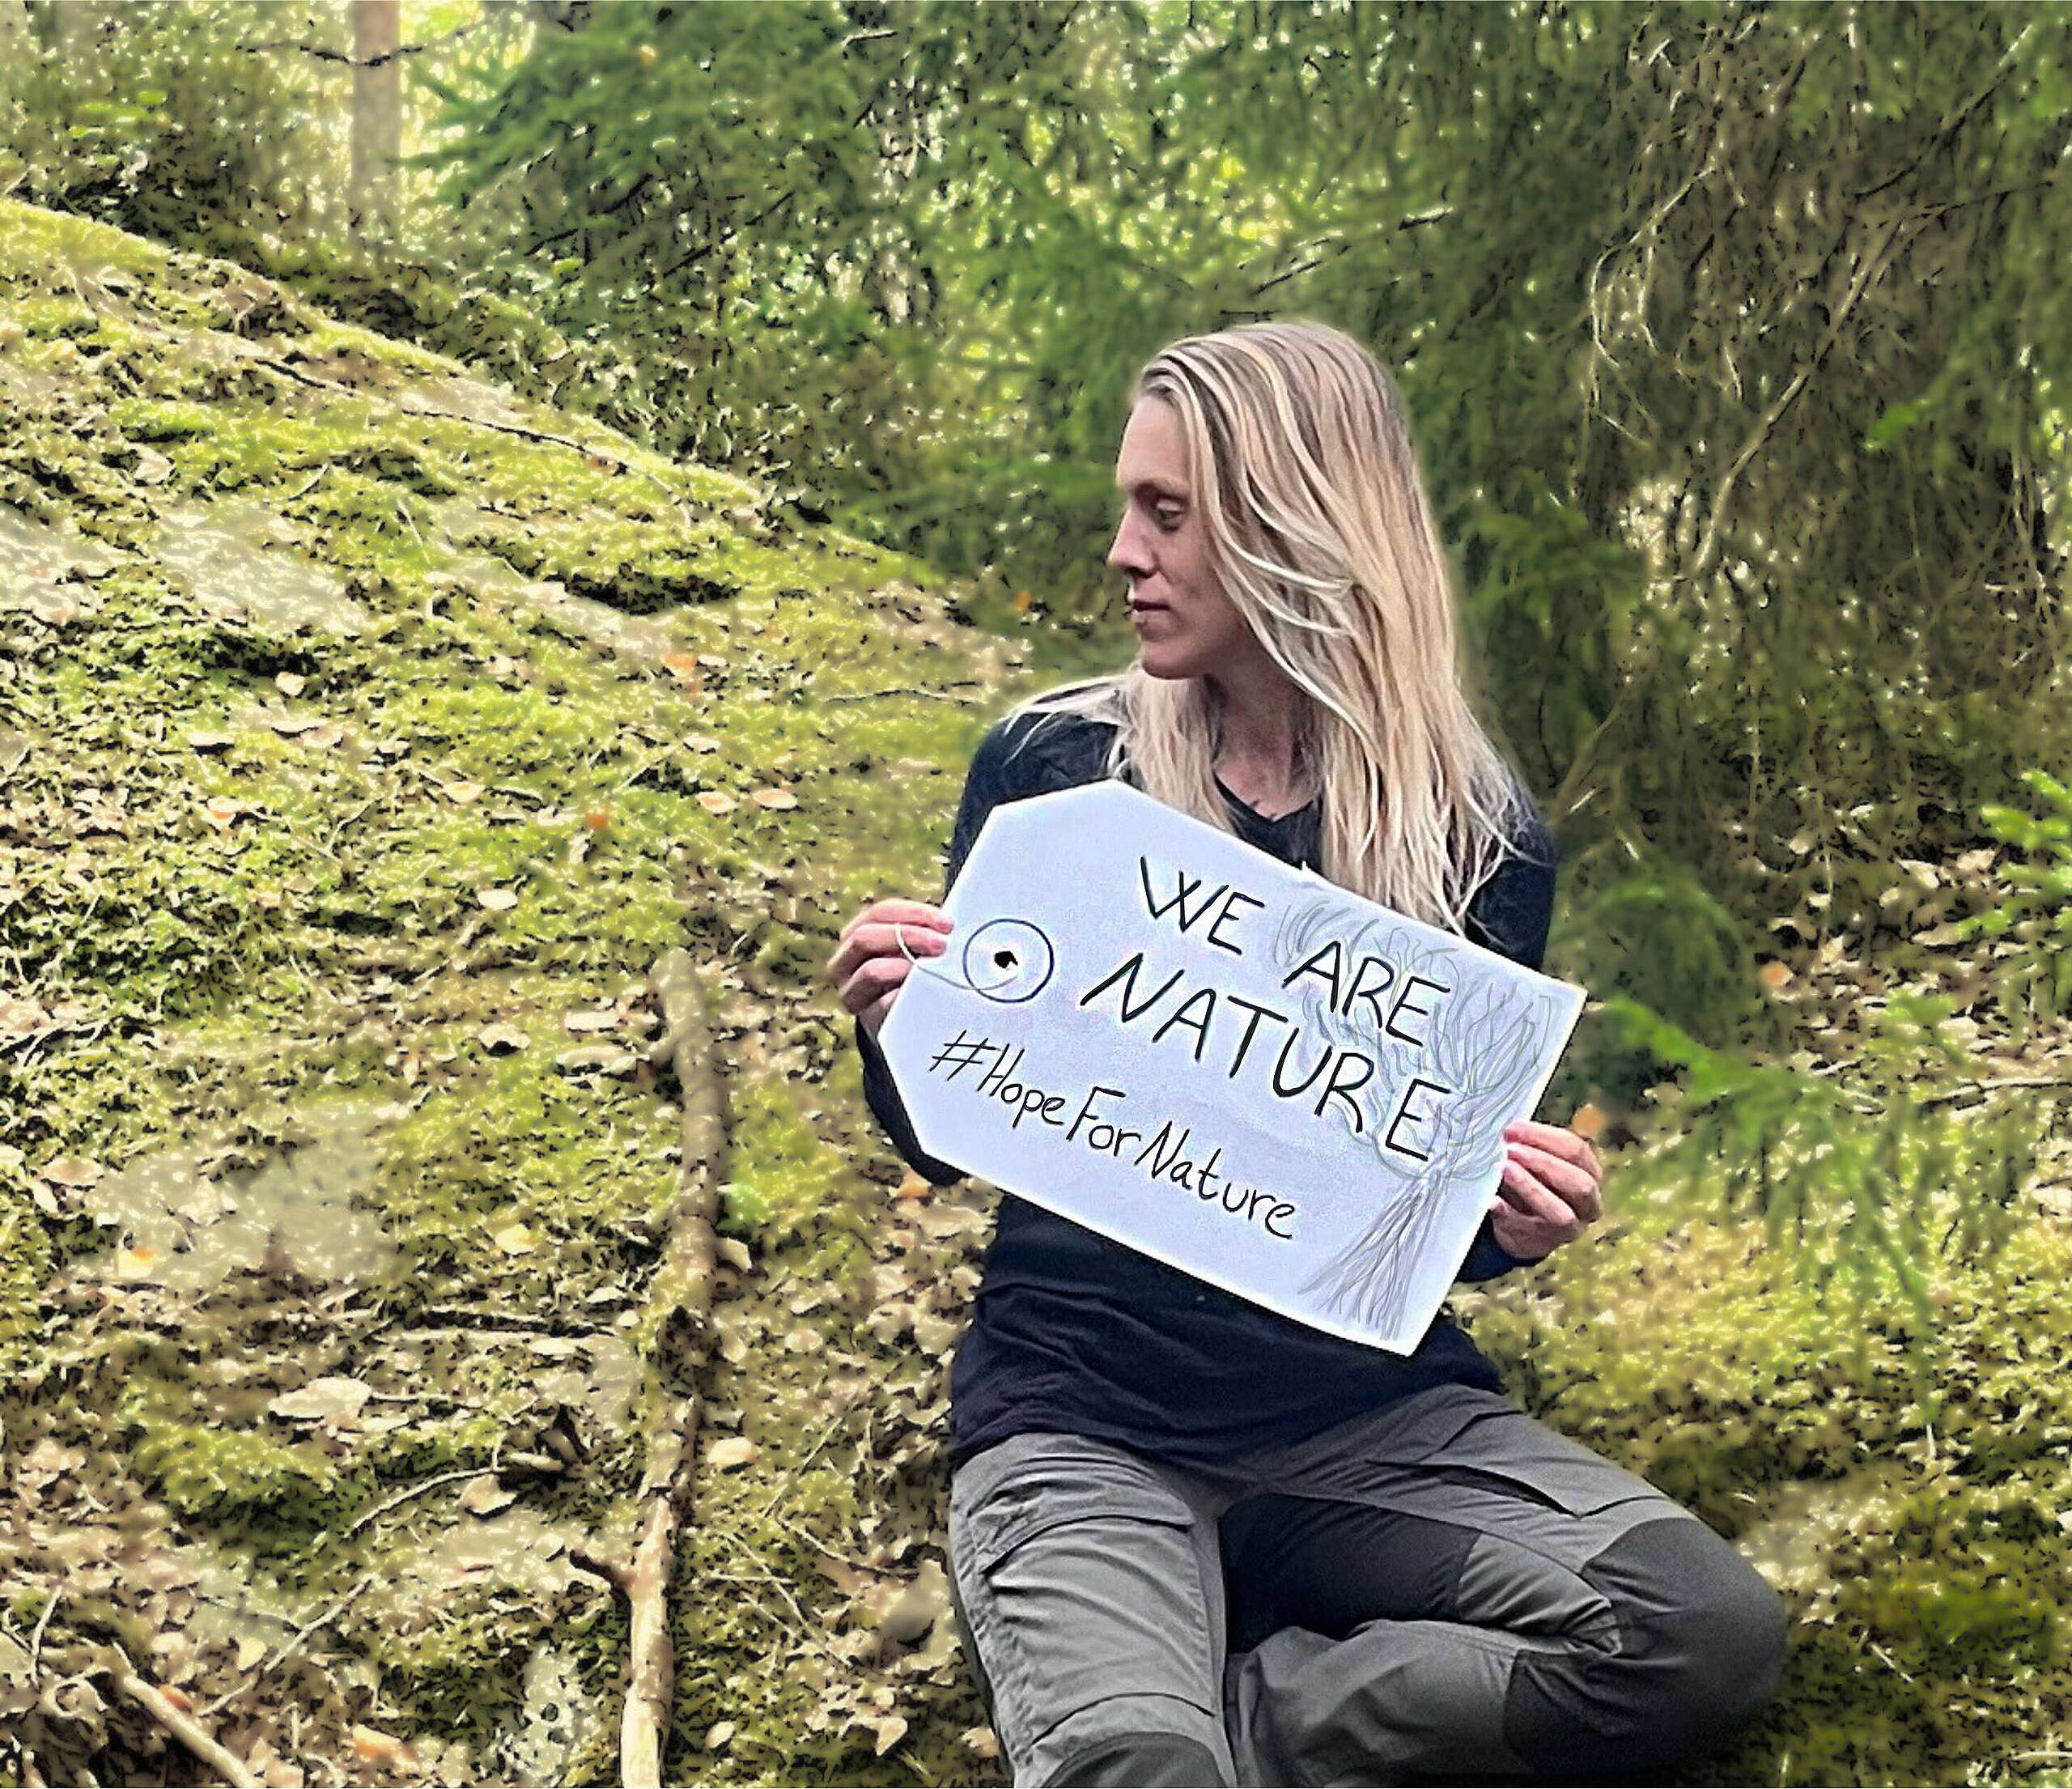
[{"xmin": 877, "ymin": 780, "xmax": 1586, "ymax": 1352}]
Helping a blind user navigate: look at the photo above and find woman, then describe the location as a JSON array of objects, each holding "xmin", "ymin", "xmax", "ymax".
[{"xmin": 827, "ymin": 323, "xmax": 1785, "ymax": 1787}]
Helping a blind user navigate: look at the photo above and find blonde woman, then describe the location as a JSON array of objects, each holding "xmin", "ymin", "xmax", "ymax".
[{"xmin": 829, "ymin": 323, "xmax": 1785, "ymax": 1787}]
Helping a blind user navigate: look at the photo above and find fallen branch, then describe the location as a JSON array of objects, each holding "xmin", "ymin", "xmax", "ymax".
[
  {"xmin": 340, "ymin": 1461, "xmax": 492, "ymax": 1542},
  {"xmin": 114, "ymin": 1662, "xmax": 262, "ymax": 1789},
  {"xmin": 1914, "ymin": 1073, "xmax": 2072, "ymax": 1111},
  {"xmin": 237, "ymin": 20, "xmax": 478, "ymax": 65},
  {"xmin": 822, "ymin": 683, "xmax": 984, "ymax": 705},
  {"xmin": 580, "ymin": 946, "xmax": 732, "ymax": 1788}
]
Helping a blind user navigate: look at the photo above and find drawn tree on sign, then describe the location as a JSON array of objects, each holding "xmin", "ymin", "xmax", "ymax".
[{"xmin": 1274, "ymin": 897, "xmax": 1555, "ymax": 1335}]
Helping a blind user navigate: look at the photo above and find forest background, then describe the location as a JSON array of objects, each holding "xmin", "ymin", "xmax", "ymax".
[{"xmin": 2, "ymin": 1, "xmax": 2070, "ymax": 1785}]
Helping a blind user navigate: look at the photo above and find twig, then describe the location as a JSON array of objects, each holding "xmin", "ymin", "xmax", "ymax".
[
  {"xmin": 585, "ymin": 946, "xmax": 732, "ymax": 1789},
  {"xmin": 237, "ymin": 20, "xmax": 478, "ymax": 65},
  {"xmin": 752, "ymin": 1403, "xmax": 856, "ymax": 1518},
  {"xmin": 191, "ymin": 1576, "xmax": 375, "ymax": 1722},
  {"xmin": 822, "ymin": 683, "xmax": 984, "ymax": 705},
  {"xmin": 1914, "ymin": 1073, "xmax": 2072, "ymax": 1109},
  {"xmin": 26, "ymin": 1587, "xmax": 56, "ymax": 1680},
  {"xmin": 708, "ymin": 1528, "xmax": 809, "ymax": 1632},
  {"xmin": 342, "ymin": 1460, "xmax": 493, "ymax": 1541},
  {"xmin": 113, "ymin": 1662, "xmax": 262, "ymax": 1788}
]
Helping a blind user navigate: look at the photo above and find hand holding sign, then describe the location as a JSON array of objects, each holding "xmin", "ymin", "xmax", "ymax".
[
  {"xmin": 877, "ymin": 781, "xmax": 1588, "ymax": 1352},
  {"xmin": 829, "ymin": 899, "xmax": 956, "ymax": 1039}
]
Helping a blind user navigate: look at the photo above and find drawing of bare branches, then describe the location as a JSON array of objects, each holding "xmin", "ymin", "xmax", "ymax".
[{"xmin": 1272, "ymin": 896, "xmax": 1555, "ymax": 1335}]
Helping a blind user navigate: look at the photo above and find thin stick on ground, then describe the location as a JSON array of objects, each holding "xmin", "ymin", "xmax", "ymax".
[
  {"xmin": 113, "ymin": 1663, "xmax": 263, "ymax": 1789},
  {"xmin": 575, "ymin": 945, "xmax": 732, "ymax": 1789}
]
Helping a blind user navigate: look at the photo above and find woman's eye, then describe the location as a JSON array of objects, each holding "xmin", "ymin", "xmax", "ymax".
[{"xmin": 1154, "ymin": 507, "xmax": 1185, "ymax": 531}]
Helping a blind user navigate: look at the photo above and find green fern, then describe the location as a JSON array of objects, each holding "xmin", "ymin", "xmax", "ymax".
[{"xmin": 1952, "ymin": 768, "xmax": 2072, "ymax": 1034}]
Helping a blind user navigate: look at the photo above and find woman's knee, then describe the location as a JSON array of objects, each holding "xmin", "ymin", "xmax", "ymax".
[
  {"xmin": 1033, "ymin": 1694, "xmax": 1235, "ymax": 1787},
  {"xmin": 1506, "ymin": 1515, "xmax": 1788, "ymax": 1774}
]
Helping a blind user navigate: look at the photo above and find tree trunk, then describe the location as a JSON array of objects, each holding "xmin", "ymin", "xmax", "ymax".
[{"xmin": 349, "ymin": 0, "xmax": 402, "ymax": 245}]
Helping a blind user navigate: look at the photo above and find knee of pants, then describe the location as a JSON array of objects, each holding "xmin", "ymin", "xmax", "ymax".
[
  {"xmin": 1505, "ymin": 1516, "xmax": 1790, "ymax": 1775},
  {"xmin": 1034, "ymin": 1694, "xmax": 1233, "ymax": 1789}
]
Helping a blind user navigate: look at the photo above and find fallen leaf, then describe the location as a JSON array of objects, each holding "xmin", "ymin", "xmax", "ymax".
[
  {"xmin": 268, "ymin": 1377, "xmax": 372, "ymax": 1424},
  {"xmin": 563, "ymin": 1009, "xmax": 618, "ymax": 1034},
  {"xmin": 911, "ymin": 1311, "xmax": 958, "ymax": 1357},
  {"xmin": 443, "ymin": 779, "xmax": 484, "ymax": 805},
  {"xmin": 478, "ymin": 887, "xmax": 520, "ymax": 911},
  {"xmin": 348, "ymin": 1726, "xmax": 414, "ymax": 1771},
  {"xmin": 1758, "ymin": 961, "xmax": 1793, "ymax": 994},
  {"xmin": 584, "ymin": 805, "xmax": 612, "ymax": 831},
  {"xmin": 274, "ymin": 672, "xmax": 307, "ymax": 699},
  {"xmin": 266, "ymin": 710, "xmax": 321, "ymax": 736},
  {"xmin": 493, "ymin": 1222, "xmax": 537, "ymax": 1256},
  {"xmin": 459, "ymin": 1475, "xmax": 517, "ymax": 1518},
  {"xmin": 554, "ymin": 1043, "xmax": 639, "ymax": 1074},
  {"xmin": 38, "ymin": 1156, "xmax": 105, "ymax": 1189},
  {"xmin": 716, "ymin": 1237, "xmax": 753, "ymax": 1272},
  {"xmin": 131, "ymin": 445, "xmax": 173, "ymax": 485},
  {"xmin": 705, "ymin": 1722, "xmax": 736, "ymax": 1751},
  {"xmin": 696, "ymin": 792, "xmax": 737, "ymax": 816},
  {"xmin": 708, "ymin": 1437, "xmax": 758, "ymax": 1472},
  {"xmin": 1569, "ymin": 1103, "xmax": 1607, "ymax": 1143},
  {"xmin": 186, "ymin": 730, "xmax": 235, "ymax": 753},
  {"xmin": 962, "ymin": 1727, "xmax": 1000, "ymax": 1761},
  {"xmin": 751, "ymin": 786, "xmax": 799, "ymax": 810},
  {"xmin": 878, "ymin": 1559, "xmax": 951, "ymax": 1643},
  {"xmin": 200, "ymin": 795, "xmax": 261, "ymax": 830},
  {"xmin": 871, "ymin": 1715, "xmax": 909, "ymax": 1757},
  {"xmin": 479, "ymin": 1023, "xmax": 529, "ymax": 1054}
]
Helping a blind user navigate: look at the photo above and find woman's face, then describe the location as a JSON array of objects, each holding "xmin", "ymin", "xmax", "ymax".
[{"xmin": 1107, "ymin": 397, "xmax": 1256, "ymax": 682}]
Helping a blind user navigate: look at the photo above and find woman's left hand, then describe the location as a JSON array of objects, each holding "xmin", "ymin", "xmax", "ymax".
[{"xmin": 1490, "ymin": 1118, "xmax": 1604, "ymax": 1262}]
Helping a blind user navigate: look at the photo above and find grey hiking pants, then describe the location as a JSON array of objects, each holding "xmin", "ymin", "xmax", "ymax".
[{"xmin": 947, "ymin": 1383, "xmax": 1787, "ymax": 1787}]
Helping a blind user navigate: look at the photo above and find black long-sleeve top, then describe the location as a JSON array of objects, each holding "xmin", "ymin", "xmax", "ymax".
[{"xmin": 855, "ymin": 708, "xmax": 1560, "ymax": 1471}]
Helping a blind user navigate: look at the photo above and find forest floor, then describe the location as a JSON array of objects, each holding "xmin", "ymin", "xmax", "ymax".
[{"xmin": 2, "ymin": 198, "xmax": 2070, "ymax": 1789}]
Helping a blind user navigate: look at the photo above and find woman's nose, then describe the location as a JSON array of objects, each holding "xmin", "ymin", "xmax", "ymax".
[{"xmin": 1107, "ymin": 514, "xmax": 1151, "ymax": 577}]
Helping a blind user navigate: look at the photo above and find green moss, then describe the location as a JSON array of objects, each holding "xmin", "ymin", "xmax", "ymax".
[
  {"xmin": 105, "ymin": 395, "xmax": 218, "ymax": 440},
  {"xmin": 126, "ymin": 1400, "xmax": 362, "ymax": 1528},
  {"xmin": 1458, "ymin": 1190, "xmax": 2072, "ymax": 1786},
  {"xmin": 0, "ymin": 1191, "xmax": 52, "ymax": 1382}
]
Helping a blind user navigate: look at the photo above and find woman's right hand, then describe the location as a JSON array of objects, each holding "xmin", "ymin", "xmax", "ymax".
[{"xmin": 827, "ymin": 899, "xmax": 956, "ymax": 1040}]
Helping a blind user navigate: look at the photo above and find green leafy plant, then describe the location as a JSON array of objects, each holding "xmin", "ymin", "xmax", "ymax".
[
  {"xmin": 1951, "ymin": 767, "xmax": 2072, "ymax": 1034},
  {"xmin": 1603, "ymin": 990, "xmax": 2042, "ymax": 1341}
]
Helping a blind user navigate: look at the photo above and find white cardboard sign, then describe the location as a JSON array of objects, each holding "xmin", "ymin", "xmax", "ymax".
[{"xmin": 878, "ymin": 780, "xmax": 1586, "ymax": 1352}]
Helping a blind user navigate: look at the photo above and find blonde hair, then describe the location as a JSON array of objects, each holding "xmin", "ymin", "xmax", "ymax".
[{"xmin": 1010, "ymin": 320, "xmax": 1536, "ymax": 936}]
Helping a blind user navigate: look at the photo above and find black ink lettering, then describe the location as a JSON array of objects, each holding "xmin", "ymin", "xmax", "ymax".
[
  {"xmin": 1280, "ymin": 938, "xmax": 1345, "ymax": 1009},
  {"xmin": 1222, "ymin": 992, "xmax": 1289, "ymax": 1078},
  {"xmin": 1317, "ymin": 1050, "xmax": 1375, "ymax": 1132},
  {"xmin": 975, "ymin": 1041, "xmax": 1022, "ymax": 1098},
  {"xmin": 1068, "ymin": 1083, "xmax": 1129, "ymax": 1145},
  {"xmin": 1343, "ymin": 954, "xmax": 1398, "ymax": 1027},
  {"xmin": 1385, "ymin": 974, "xmax": 1453, "ymax": 1048},
  {"xmin": 1270, "ymin": 1029, "xmax": 1332, "ymax": 1099},
  {"xmin": 1137, "ymin": 858, "xmax": 1229, "ymax": 933},
  {"xmin": 1207, "ymin": 889, "xmax": 1265, "ymax": 956},
  {"xmin": 1153, "ymin": 986, "xmax": 1217, "ymax": 1063},
  {"xmin": 1079, "ymin": 950, "xmax": 1186, "ymax": 1024},
  {"xmin": 1383, "ymin": 1075, "xmax": 1454, "ymax": 1162}
]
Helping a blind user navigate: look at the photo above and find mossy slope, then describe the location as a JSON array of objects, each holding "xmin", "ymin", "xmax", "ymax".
[{"xmin": 0, "ymin": 194, "xmax": 1018, "ymax": 1787}]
